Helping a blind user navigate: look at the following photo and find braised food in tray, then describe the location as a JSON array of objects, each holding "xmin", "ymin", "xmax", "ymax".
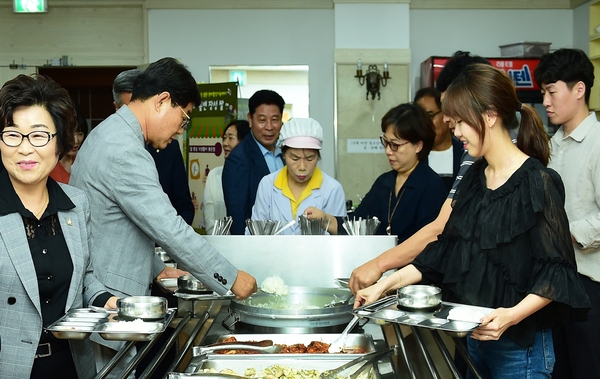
[{"xmin": 214, "ymin": 337, "xmax": 365, "ymax": 354}]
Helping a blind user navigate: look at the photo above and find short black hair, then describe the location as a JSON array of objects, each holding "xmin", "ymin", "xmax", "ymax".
[
  {"xmin": 112, "ymin": 69, "xmax": 143, "ymax": 107},
  {"xmin": 534, "ymin": 48, "xmax": 594, "ymax": 104},
  {"xmin": 0, "ymin": 74, "xmax": 76, "ymax": 159},
  {"xmin": 131, "ymin": 57, "xmax": 201, "ymax": 108},
  {"xmin": 224, "ymin": 119, "xmax": 250, "ymax": 141},
  {"xmin": 414, "ymin": 87, "xmax": 441, "ymax": 109},
  {"xmin": 380, "ymin": 103, "xmax": 436, "ymax": 162},
  {"xmin": 248, "ymin": 90, "xmax": 285, "ymax": 116},
  {"xmin": 436, "ymin": 51, "xmax": 491, "ymax": 93}
]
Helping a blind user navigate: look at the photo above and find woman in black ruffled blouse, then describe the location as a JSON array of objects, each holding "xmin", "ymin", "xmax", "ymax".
[{"xmin": 354, "ymin": 64, "xmax": 590, "ymax": 379}]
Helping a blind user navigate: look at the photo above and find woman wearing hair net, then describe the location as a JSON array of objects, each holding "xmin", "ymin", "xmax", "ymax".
[{"xmin": 250, "ymin": 118, "xmax": 346, "ymax": 235}]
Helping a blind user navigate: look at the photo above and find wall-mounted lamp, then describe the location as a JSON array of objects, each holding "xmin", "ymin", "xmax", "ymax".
[{"xmin": 355, "ymin": 59, "xmax": 391, "ymax": 100}]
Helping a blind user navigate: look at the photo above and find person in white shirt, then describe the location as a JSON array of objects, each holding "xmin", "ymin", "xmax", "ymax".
[
  {"xmin": 535, "ymin": 48, "xmax": 600, "ymax": 379},
  {"xmin": 414, "ymin": 87, "xmax": 464, "ymax": 192},
  {"xmin": 203, "ymin": 120, "xmax": 250, "ymax": 234}
]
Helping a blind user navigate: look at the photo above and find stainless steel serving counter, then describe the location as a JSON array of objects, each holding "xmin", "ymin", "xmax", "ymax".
[
  {"xmin": 178, "ymin": 303, "xmax": 484, "ymax": 379},
  {"xmin": 200, "ymin": 235, "xmax": 398, "ymax": 287},
  {"xmin": 182, "ymin": 304, "xmax": 397, "ymax": 379}
]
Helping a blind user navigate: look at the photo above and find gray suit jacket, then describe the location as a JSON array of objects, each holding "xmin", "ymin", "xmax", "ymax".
[
  {"xmin": 0, "ymin": 184, "xmax": 107, "ymax": 379},
  {"xmin": 70, "ymin": 106, "xmax": 238, "ymax": 319}
]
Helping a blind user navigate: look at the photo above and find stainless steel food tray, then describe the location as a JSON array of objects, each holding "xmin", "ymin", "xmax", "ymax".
[
  {"xmin": 156, "ymin": 278, "xmax": 235, "ymax": 301},
  {"xmin": 45, "ymin": 308, "xmax": 176, "ymax": 341},
  {"xmin": 354, "ymin": 299, "xmax": 494, "ymax": 335},
  {"xmin": 183, "ymin": 355, "xmax": 386, "ymax": 378},
  {"xmin": 201, "ymin": 333, "xmax": 375, "ymax": 357}
]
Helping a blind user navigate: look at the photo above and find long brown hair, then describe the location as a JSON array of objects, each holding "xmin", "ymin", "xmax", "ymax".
[{"xmin": 442, "ymin": 64, "xmax": 550, "ymax": 166}]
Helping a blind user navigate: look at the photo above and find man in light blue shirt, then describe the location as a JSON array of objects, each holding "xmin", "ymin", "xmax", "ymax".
[
  {"xmin": 222, "ymin": 90, "xmax": 285, "ymax": 234},
  {"xmin": 252, "ymin": 132, "xmax": 284, "ymax": 173}
]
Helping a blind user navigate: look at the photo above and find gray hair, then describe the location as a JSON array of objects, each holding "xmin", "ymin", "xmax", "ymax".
[{"xmin": 112, "ymin": 69, "xmax": 143, "ymax": 107}]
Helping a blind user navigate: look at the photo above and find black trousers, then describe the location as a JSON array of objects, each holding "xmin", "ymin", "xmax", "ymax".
[{"xmin": 552, "ymin": 274, "xmax": 600, "ymax": 379}]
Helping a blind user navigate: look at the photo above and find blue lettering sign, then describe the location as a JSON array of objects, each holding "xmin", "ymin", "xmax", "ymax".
[{"xmin": 508, "ymin": 64, "xmax": 533, "ymax": 89}]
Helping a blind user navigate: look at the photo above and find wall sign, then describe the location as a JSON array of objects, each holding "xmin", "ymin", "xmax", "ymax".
[
  {"xmin": 14, "ymin": 0, "xmax": 47, "ymax": 13},
  {"xmin": 347, "ymin": 138, "xmax": 385, "ymax": 154}
]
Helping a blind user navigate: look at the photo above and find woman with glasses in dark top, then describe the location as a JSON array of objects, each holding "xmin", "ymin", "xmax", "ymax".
[
  {"xmin": 305, "ymin": 103, "xmax": 447, "ymax": 242},
  {"xmin": 0, "ymin": 74, "xmax": 116, "ymax": 379}
]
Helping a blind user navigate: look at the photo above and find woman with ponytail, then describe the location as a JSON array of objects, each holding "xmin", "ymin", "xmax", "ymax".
[{"xmin": 354, "ymin": 64, "xmax": 590, "ymax": 379}]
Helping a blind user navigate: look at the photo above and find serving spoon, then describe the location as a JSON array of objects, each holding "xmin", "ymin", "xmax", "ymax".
[
  {"xmin": 327, "ymin": 314, "xmax": 361, "ymax": 353},
  {"xmin": 193, "ymin": 341, "xmax": 282, "ymax": 355}
]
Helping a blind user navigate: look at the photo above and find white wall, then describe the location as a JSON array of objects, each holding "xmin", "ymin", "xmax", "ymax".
[
  {"xmin": 147, "ymin": 9, "xmax": 335, "ymax": 175},
  {"xmin": 409, "ymin": 9, "xmax": 574, "ymax": 93},
  {"xmin": 335, "ymin": 3, "xmax": 410, "ymax": 48},
  {"xmin": 574, "ymin": 0, "xmax": 593, "ymax": 53}
]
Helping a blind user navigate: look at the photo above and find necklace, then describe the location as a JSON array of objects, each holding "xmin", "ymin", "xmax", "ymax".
[
  {"xmin": 387, "ymin": 187, "xmax": 406, "ymax": 235},
  {"xmin": 487, "ymin": 153, "xmax": 518, "ymax": 189},
  {"xmin": 34, "ymin": 192, "xmax": 49, "ymax": 220}
]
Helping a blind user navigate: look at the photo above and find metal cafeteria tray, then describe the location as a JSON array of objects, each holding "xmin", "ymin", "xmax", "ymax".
[
  {"xmin": 156, "ymin": 278, "xmax": 235, "ymax": 301},
  {"xmin": 354, "ymin": 300, "xmax": 494, "ymax": 335},
  {"xmin": 46, "ymin": 308, "xmax": 175, "ymax": 341},
  {"xmin": 157, "ymin": 278, "xmax": 178, "ymax": 293},
  {"xmin": 183, "ymin": 355, "xmax": 384, "ymax": 378},
  {"xmin": 204, "ymin": 333, "xmax": 375, "ymax": 356}
]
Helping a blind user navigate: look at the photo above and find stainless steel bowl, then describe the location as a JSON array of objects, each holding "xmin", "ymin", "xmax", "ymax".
[
  {"xmin": 117, "ymin": 296, "xmax": 167, "ymax": 320},
  {"xmin": 178, "ymin": 274, "xmax": 210, "ymax": 293},
  {"xmin": 397, "ymin": 285, "xmax": 442, "ymax": 312}
]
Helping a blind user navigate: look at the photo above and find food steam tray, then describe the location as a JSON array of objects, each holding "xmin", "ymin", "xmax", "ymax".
[
  {"xmin": 203, "ymin": 333, "xmax": 375, "ymax": 357},
  {"xmin": 45, "ymin": 308, "xmax": 175, "ymax": 341},
  {"xmin": 156, "ymin": 278, "xmax": 235, "ymax": 300},
  {"xmin": 354, "ymin": 298, "xmax": 494, "ymax": 335},
  {"xmin": 184, "ymin": 355, "xmax": 387, "ymax": 379}
]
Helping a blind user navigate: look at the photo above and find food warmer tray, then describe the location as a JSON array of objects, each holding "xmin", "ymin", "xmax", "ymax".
[
  {"xmin": 182, "ymin": 354, "xmax": 393, "ymax": 379},
  {"xmin": 45, "ymin": 308, "xmax": 176, "ymax": 341},
  {"xmin": 156, "ymin": 278, "xmax": 235, "ymax": 301},
  {"xmin": 354, "ymin": 297, "xmax": 494, "ymax": 335},
  {"xmin": 197, "ymin": 333, "xmax": 375, "ymax": 358}
]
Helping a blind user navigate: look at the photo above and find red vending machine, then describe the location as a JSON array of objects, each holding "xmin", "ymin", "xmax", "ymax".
[
  {"xmin": 421, "ymin": 56, "xmax": 543, "ymax": 103},
  {"xmin": 420, "ymin": 56, "xmax": 554, "ymax": 132}
]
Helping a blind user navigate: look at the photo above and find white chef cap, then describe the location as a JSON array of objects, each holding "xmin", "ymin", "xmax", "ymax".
[{"xmin": 278, "ymin": 118, "xmax": 323, "ymax": 150}]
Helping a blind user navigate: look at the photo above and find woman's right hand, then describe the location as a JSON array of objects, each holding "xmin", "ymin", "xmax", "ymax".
[
  {"xmin": 353, "ymin": 281, "xmax": 387, "ymax": 308},
  {"xmin": 304, "ymin": 206, "xmax": 325, "ymax": 220},
  {"xmin": 354, "ymin": 266, "xmax": 422, "ymax": 308},
  {"xmin": 303, "ymin": 207, "xmax": 338, "ymax": 234}
]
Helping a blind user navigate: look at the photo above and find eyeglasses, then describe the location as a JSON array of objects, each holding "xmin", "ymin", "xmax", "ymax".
[
  {"xmin": 177, "ymin": 104, "xmax": 191, "ymax": 130},
  {"xmin": 427, "ymin": 110, "xmax": 442, "ymax": 119},
  {"xmin": 380, "ymin": 135, "xmax": 410, "ymax": 152},
  {"xmin": 0, "ymin": 130, "xmax": 57, "ymax": 147}
]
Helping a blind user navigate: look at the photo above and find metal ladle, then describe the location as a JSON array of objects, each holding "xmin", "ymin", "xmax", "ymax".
[{"xmin": 327, "ymin": 314, "xmax": 360, "ymax": 353}]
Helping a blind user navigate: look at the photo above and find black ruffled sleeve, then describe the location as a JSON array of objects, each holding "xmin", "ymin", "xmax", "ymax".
[{"xmin": 413, "ymin": 158, "xmax": 590, "ymax": 347}]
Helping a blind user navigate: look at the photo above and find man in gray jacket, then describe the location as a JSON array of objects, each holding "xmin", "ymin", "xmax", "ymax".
[{"xmin": 70, "ymin": 57, "xmax": 257, "ymax": 377}]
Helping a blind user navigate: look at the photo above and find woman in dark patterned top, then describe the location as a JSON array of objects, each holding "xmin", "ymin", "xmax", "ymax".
[{"xmin": 354, "ymin": 64, "xmax": 590, "ymax": 379}]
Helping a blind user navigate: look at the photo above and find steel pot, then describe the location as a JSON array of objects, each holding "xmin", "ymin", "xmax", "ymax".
[
  {"xmin": 117, "ymin": 296, "xmax": 167, "ymax": 320},
  {"xmin": 178, "ymin": 274, "xmax": 211, "ymax": 294},
  {"xmin": 397, "ymin": 285, "xmax": 442, "ymax": 312},
  {"xmin": 225, "ymin": 286, "xmax": 354, "ymax": 332}
]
